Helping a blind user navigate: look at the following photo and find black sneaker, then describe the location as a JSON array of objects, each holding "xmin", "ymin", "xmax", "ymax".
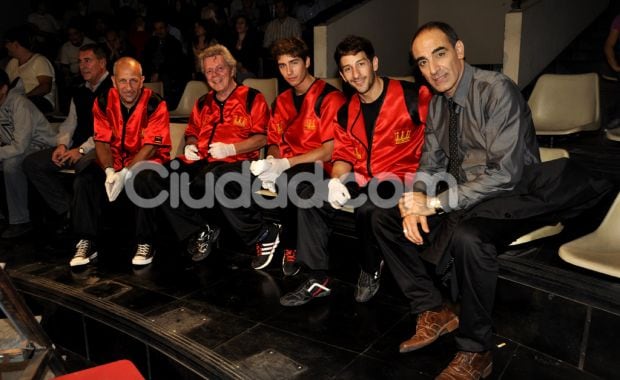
[
  {"xmin": 70, "ymin": 239, "xmax": 98, "ymax": 267},
  {"xmin": 252, "ymin": 223, "xmax": 281, "ymax": 270},
  {"xmin": 280, "ymin": 277, "xmax": 331, "ymax": 306},
  {"xmin": 187, "ymin": 224, "xmax": 221, "ymax": 262},
  {"xmin": 132, "ymin": 243, "xmax": 155, "ymax": 266},
  {"xmin": 282, "ymin": 249, "xmax": 300, "ymax": 276},
  {"xmin": 1, "ymin": 223, "xmax": 33, "ymax": 239},
  {"xmin": 355, "ymin": 261, "xmax": 383, "ymax": 303}
]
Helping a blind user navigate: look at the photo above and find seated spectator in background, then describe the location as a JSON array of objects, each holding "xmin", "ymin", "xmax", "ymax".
[
  {"xmin": 279, "ymin": 35, "xmax": 431, "ymax": 307},
  {"xmin": 104, "ymin": 28, "xmax": 133, "ymax": 70},
  {"xmin": 221, "ymin": 37, "xmax": 345, "ymax": 273},
  {"xmin": 69, "ymin": 57, "xmax": 171, "ymax": 268},
  {"xmin": 127, "ymin": 15, "xmax": 149, "ymax": 61},
  {"xmin": 190, "ymin": 19, "xmax": 218, "ymax": 79},
  {"xmin": 28, "ymin": 0, "xmax": 60, "ymax": 36},
  {"xmin": 230, "ymin": 0, "xmax": 262, "ymax": 29},
  {"xmin": 58, "ymin": 23, "xmax": 95, "ymax": 88},
  {"xmin": 0, "ymin": 69, "xmax": 57, "ymax": 238},
  {"xmin": 263, "ymin": 0, "xmax": 302, "ymax": 49},
  {"xmin": 4, "ymin": 25, "xmax": 56, "ymax": 114},
  {"xmin": 135, "ymin": 44, "xmax": 269, "ymax": 263},
  {"xmin": 225, "ymin": 15, "xmax": 262, "ymax": 82},
  {"xmin": 24, "ymin": 44, "xmax": 112, "ymax": 233},
  {"xmin": 143, "ymin": 17, "xmax": 190, "ymax": 109}
]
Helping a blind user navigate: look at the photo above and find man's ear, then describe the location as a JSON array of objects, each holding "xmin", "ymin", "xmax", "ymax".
[
  {"xmin": 305, "ymin": 56, "xmax": 311, "ymax": 69},
  {"xmin": 372, "ymin": 56, "xmax": 379, "ymax": 72},
  {"xmin": 455, "ymin": 40, "xmax": 465, "ymax": 60}
]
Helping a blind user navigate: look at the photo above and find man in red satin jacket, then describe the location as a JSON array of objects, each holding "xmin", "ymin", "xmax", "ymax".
[
  {"xmin": 215, "ymin": 37, "xmax": 346, "ymax": 274},
  {"xmin": 70, "ymin": 57, "xmax": 171, "ymax": 268},
  {"xmin": 280, "ymin": 35, "xmax": 432, "ymax": 307}
]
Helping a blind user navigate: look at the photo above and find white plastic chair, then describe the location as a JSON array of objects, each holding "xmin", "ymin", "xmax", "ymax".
[
  {"xmin": 143, "ymin": 82, "xmax": 164, "ymax": 97},
  {"xmin": 242, "ymin": 78, "xmax": 278, "ymax": 108},
  {"xmin": 169, "ymin": 81, "xmax": 209, "ymax": 119},
  {"xmin": 321, "ymin": 77, "xmax": 343, "ymax": 91},
  {"xmin": 606, "ymin": 128, "xmax": 620, "ymax": 142},
  {"xmin": 169, "ymin": 123, "xmax": 188, "ymax": 159},
  {"xmin": 559, "ymin": 192, "xmax": 620, "ymax": 278},
  {"xmin": 528, "ymin": 73, "xmax": 600, "ymax": 135},
  {"xmin": 389, "ymin": 75, "xmax": 415, "ymax": 83}
]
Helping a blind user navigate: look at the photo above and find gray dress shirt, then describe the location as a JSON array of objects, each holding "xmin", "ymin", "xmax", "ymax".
[{"xmin": 414, "ymin": 63, "xmax": 540, "ymax": 212}]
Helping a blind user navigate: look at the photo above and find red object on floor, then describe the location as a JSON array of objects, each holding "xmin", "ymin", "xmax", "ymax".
[{"xmin": 54, "ymin": 359, "xmax": 144, "ymax": 380}]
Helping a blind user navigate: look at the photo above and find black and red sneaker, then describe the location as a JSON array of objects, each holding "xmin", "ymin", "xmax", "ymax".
[
  {"xmin": 252, "ymin": 223, "xmax": 281, "ymax": 270},
  {"xmin": 281, "ymin": 249, "xmax": 300, "ymax": 276},
  {"xmin": 280, "ymin": 277, "xmax": 331, "ymax": 306}
]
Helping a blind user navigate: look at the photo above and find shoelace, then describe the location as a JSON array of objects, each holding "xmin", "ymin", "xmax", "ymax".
[
  {"xmin": 75, "ymin": 240, "xmax": 90, "ymax": 258},
  {"xmin": 283, "ymin": 249, "xmax": 296, "ymax": 263},
  {"xmin": 135, "ymin": 244, "xmax": 151, "ymax": 258}
]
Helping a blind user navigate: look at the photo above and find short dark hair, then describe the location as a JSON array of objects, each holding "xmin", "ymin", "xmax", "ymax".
[
  {"xmin": 4, "ymin": 25, "xmax": 33, "ymax": 51},
  {"xmin": 79, "ymin": 43, "xmax": 108, "ymax": 61},
  {"xmin": 334, "ymin": 35, "xmax": 374, "ymax": 69},
  {"xmin": 412, "ymin": 21, "xmax": 459, "ymax": 47},
  {"xmin": 271, "ymin": 37, "xmax": 309, "ymax": 61},
  {"xmin": 0, "ymin": 69, "xmax": 9, "ymax": 88}
]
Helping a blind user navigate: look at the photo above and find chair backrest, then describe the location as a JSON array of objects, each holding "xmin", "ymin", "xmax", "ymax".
[
  {"xmin": 169, "ymin": 123, "xmax": 188, "ymax": 159},
  {"xmin": 539, "ymin": 147, "xmax": 569, "ymax": 162},
  {"xmin": 389, "ymin": 75, "xmax": 415, "ymax": 83},
  {"xmin": 242, "ymin": 78, "xmax": 278, "ymax": 108},
  {"xmin": 321, "ymin": 77, "xmax": 343, "ymax": 91},
  {"xmin": 170, "ymin": 81, "xmax": 209, "ymax": 117},
  {"xmin": 528, "ymin": 73, "xmax": 600, "ymax": 135},
  {"xmin": 143, "ymin": 82, "xmax": 164, "ymax": 97}
]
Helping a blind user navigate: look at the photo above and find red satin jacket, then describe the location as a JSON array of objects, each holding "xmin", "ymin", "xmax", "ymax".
[
  {"xmin": 268, "ymin": 80, "xmax": 346, "ymax": 167},
  {"xmin": 333, "ymin": 79, "xmax": 432, "ymax": 186},
  {"xmin": 93, "ymin": 87, "xmax": 171, "ymax": 171},
  {"xmin": 184, "ymin": 85, "xmax": 269, "ymax": 163}
]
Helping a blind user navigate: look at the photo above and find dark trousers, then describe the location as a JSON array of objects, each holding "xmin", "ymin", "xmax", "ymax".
[
  {"xmin": 211, "ymin": 161, "xmax": 326, "ymax": 248},
  {"xmin": 71, "ymin": 162, "xmax": 152, "ymax": 242},
  {"xmin": 23, "ymin": 147, "xmax": 95, "ymax": 216},
  {"xmin": 131, "ymin": 159, "xmax": 223, "ymax": 242},
  {"xmin": 374, "ymin": 208, "xmax": 551, "ymax": 352},
  {"xmin": 296, "ymin": 178, "xmax": 398, "ymax": 273}
]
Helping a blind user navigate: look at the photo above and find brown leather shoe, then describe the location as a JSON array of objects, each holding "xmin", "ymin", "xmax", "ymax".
[
  {"xmin": 436, "ymin": 351, "xmax": 492, "ymax": 380},
  {"xmin": 399, "ymin": 306, "xmax": 459, "ymax": 353}
]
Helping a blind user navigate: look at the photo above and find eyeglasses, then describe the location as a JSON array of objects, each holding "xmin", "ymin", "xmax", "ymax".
[{"xmin": 204, "ymin": 65, "xmax": 229, "ymax": 76}]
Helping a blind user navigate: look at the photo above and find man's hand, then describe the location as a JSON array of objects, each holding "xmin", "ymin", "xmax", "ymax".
[
  {"xmin": 402, "ymin": 214, "xmax": 430, "ymax": 245},
  {"xmin": 208, "ymin": 142, "xmax": 236, "ymax": 159},
  {"xmin": 52, "ymin": 145, "xmax": 67, "ymax": 166},
  {"xmin": 59, "ymin": 148, "xmax": 83, "ymax": 166},
  {"xmin": 250, "ymin": 157, "xmax": 272, "ymax": 176},
  {"xmin": 264, "ymin": 157, "xmax": 290, "ymax": 177},
  {"xmin": 327, "ymin": 178, "xmax": 351, "ymax": 209},
  {"xmin": 105, "ymin": 167, "xmax": 129, "ymax": 202},
  {"xmin": 184, "ymin": 144, "xmax": 201, "ymax": 161},
  {"xmin": 399, "ymin": 191, "xmax": 436, "ymax": 217}
]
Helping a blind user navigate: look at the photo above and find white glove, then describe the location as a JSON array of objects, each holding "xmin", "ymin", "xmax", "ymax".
[
  {"xmin": 208, "ymin": 142, "xmax": 236, "ymax": 159},
  {"xmin": 328, "ymin": 178, "xmax": 351, "ymax": 209},
  {"xmin": 184, "ymin": 144, "xmax": 201, "ymax": 161},
  {"xmin": 261, "ymin": 180, "xmax": 277, "ymax": 193},
  {"xmin": 264, "ymin": 157, "xmax": 290, "ymax": 178},
  {"xmin": 106, "ymin": 167, "xmax": 129, "ymax": 202},
  {"xmin": 104, "ymin": 167, "xmax": 115, "ymax": 200},
  {"xmin": 250, "ymin": 157, "xmax": 272, "ymax": 176}
]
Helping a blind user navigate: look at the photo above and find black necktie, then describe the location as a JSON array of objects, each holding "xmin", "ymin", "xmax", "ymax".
[{"xmin": 447, "ymin": 99, "xmax": 461, "ymax": 183}]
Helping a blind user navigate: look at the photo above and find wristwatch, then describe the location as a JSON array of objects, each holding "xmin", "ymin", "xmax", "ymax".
[
  {"xmin": 428, "ymin": 196, "xmax": 445, "ymax": 214},
  {"xmin": 78, "ymin": 146, "xmax": 86, "ymax": 155}
]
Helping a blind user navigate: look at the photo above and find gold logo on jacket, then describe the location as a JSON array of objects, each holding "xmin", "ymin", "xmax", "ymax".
[
  {"xmin": 234, "ymin": 115, "xmax": 249, "ymax": 128},
  {"xmin": 394, "ymin": 129, "xmax": 411, "ymax": 144},
  {"xmin": 354, "ymin": 146, "xmax": 362, "ymax": 160},
  {"xmin": 303, "ymin": 119, "xmax": 316, "ymax": 131}
]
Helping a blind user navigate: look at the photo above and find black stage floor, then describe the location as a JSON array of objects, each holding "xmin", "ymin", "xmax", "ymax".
[{"xmin": 1, "ymin": 129, "xmax": 620, "ymax": 379}]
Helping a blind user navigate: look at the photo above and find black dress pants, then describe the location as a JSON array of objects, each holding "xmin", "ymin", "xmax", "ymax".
[{"xmin": 374, "ymin": 208, "xmax": 551, "ymax": 352}]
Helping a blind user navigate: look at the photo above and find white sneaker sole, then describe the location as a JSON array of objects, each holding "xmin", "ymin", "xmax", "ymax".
[{"xmin": 69, "ymin": 251, "xmax": 98, "ymax": 267}]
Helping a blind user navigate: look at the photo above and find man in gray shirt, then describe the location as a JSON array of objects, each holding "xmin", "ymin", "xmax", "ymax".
[
  {"xmin": 373, "ymin": 22, "xmax": 545, "ymax": 379},
  {"xmin": 0, "ymin": 69, "xmax": 56, "ymax": 238}
]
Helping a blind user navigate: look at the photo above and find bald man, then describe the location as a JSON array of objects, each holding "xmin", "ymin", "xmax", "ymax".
[{"xmin": 70, "ymin": 57, "xmax": 171, "ymax": 268}]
